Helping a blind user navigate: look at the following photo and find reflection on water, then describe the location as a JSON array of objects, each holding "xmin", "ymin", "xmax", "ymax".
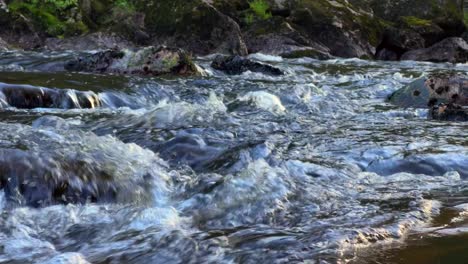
[{"xmin": 0, "ymin": 51, "xmax": 467, "ymax": 263}]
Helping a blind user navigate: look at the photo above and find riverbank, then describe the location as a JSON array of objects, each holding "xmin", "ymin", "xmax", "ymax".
[{"xmin": 0, "ymin": 0, "xmax": 467, "ymax": 62}]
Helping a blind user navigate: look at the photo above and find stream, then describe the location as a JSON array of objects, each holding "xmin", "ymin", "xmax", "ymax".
[{"xmin": 0, "ymin": 51, "xmax": 467, "ymax": 264}]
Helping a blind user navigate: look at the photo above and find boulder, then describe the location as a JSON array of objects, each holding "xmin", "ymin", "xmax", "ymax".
[
  {"xmin": 401, "ymin": 37, "xmax": 468, "ymax": 63},
  {"xmin": 0, "ymin": 83, "xmax": 101, "ymax": 109},
  {"xmin": 389, "ymin": 72, "xmax": 468, "ymax": 121},
  {"xmin": 243, "ymin": 16, "xmax": 332, "ymax": 59},
  {"xmin": 137, "ymin": 0, "xmax": 248, "ymax": 56},
  {"xmin": 287, "ymin": 1, "xmax": 382, "ymax": 59},
  {"xmin": 389, "ymin": 72, "xmax": 468, "ymax": 108},
  {"xmin": 65, "ymin": 46, "xmax": 204, "ymax": 76},
  {"xmin": 430, "ymin": 103, "xmax": 468, "ymax": 121},
  {"xmin": 375, "ymin": 28, "xmax": 426, "ymax": 60},
  {"xmin": 44, "ymin": 32, "xmax": 135, "ymax": 51},
  {"xmin": 211, "ymin": 55, "xmax": 284, "ymax": 76}
]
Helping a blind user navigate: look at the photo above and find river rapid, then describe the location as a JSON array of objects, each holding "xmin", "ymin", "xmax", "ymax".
[{"xmin": 0, "ymin": 51, "xmax": 467, "ymax": 264}]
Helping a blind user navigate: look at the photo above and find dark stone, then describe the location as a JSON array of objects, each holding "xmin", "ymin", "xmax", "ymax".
[
  {"xmin": 401, "ymin": 37, "xmax": 468, "ymax": 63},
  {"xmin": 375, "ymin": 28, "xmax": 425, "ymax": 60},
  {"xmin": 211, "ymin": 55, "xmax": 284, "ymax": 76},
  {"xmin": 430, "ymin": 103, "xmax": 468, "ymax": 121},
  {"xmin": 139, "ymin": 0, "xmax": 248, "ymax": 56},
  {"xmin": 0, "ymin": 82, "xmax": 102, "ymax": 109}
]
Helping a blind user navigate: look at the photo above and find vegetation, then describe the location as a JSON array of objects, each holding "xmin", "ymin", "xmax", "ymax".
[
  {"xmin": 246, "ymin": 0, "xmax": 271, "ymax": 23},
  {"xmin": 401, "ymin": 16, "xmax": 433, "ymax": 27},
  {"xmin": 8, "ymin": 0, "xmax": 85, "ymax": 37}
]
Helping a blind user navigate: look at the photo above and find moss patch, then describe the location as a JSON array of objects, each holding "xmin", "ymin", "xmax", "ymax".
[{"xmin": 402, "ymin": 16, "xmax": 433, "ymax": 27}]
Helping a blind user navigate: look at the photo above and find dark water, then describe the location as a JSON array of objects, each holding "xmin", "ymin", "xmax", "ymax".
[{"xmin": 0, "ymin": 51, "xmax": 467, "ymax": 263}]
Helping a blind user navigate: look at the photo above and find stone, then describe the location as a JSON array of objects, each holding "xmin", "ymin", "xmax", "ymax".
[
  {"xmin": 389, "ymin": 73, "xmax": 468, "ymax": 108},
  {"xmin": 211, "ymin": 55, "xmax": 284, "ymax": 76},
  {"xmin": 0, "ymin": 82, "xmax": 102, "ymax": 109},
  {"xmin": 401, "ymin": 37, "xmax": 468, "ymax": 63},
  {"xmin": 65, "ymin": 46, "xmax": 203, "ymax": 76},
  {"xmin": 138, "ymin": 0, "xmax": 248, "ymax": 56}
]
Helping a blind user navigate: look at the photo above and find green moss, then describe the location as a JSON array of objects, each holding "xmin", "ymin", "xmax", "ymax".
[
  {"xmin": 7, "ymin": 0, "xmax": 89, "ymax": 37},
  {"xmin": 248, "ymin": 0, "xmax": 271, "ymax": 20},
  {"xmin": 464, "ymin": 10, "xmax": 468, "ymax": 26},
  {"xmin": 401, "ymin": 16, "xmax": 433, "ymax": 27}
]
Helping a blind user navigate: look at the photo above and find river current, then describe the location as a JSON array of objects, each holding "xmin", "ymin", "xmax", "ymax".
[{"xmin": 0, "ymin": 51, "xmax": 467, "ymax": 263}]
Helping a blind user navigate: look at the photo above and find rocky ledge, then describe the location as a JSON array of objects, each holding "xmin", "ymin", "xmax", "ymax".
[{"xmin": 0, "ymin": 0, "xmax": 466, "ymax": 63}]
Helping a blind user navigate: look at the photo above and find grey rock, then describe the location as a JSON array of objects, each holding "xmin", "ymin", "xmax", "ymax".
[{"xmin": 401, "ymin": 37, "xmax": 468, "ymax": 63}]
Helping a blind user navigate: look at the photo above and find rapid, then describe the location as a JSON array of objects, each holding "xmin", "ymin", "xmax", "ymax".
[{"xmin": 0, "ymin": 51, "xmax": 467, "ymax": 263}]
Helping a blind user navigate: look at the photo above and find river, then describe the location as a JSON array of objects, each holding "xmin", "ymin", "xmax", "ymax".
[{"xmin": 0, "ymin": 51, "xmax": 467, "ymax": 264}]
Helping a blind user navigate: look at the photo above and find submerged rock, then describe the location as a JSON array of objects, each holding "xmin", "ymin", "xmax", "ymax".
[
  {"xmin": 401, "ymin": 37, "xmax": 468, "ymax": 63},
  {"xmin": 211, "ymin": 55, "xmax": 284, "ymax": 76},
  {"xmin": 0, "ymin": 83, "xmax": 101, "ymax": 109},
  {"xmin": 65, "ymin": 46, "xmax": 203, "ymax": 76}
]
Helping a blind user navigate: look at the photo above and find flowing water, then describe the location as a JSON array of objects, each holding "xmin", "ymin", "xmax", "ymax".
[{"xmin": 0, "ymin": 51, "xmax": 467, "ymax": 264}]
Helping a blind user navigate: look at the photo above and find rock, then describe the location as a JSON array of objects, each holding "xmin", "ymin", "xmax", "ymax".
[
  {"xmin": 375, "ymin": 28, "xmax": 426, "ymax": 60},
  {"xmin": 65, "ymin": 46, "xmax": 203, "ymax": 76},
  {"xmin": 137, "ymin": 0, "xmax": 248, "ymax": 56},
  {"xmin": 0, "ymin": 83, "xmax": 102, "ymax": 109},
  {"xmin": 401, "ymin": 37, "xmax": 468, "ymax": 63},
  {"xmin": 388, "ymin": 77, "xmax": 431, "ymax": 108},
  {"xmin": 389, "ymin": 72, "xmax": 468, "ymax": 108},
  {"xmin": 243, "ymin": 17, "xmax": 332, "ymax": 59},
  {"xmin": 44, "ymin": 32, "xmax": 135, "ymax": 51},
  {"xmin": 389, "ymin": 72, "xmax": 468, "ymax": 120},
  {"xmin": 288, "ymin": 2, "xmax": 381, "ymax": 59},
  {"xmin": 430, "ymin": 103, "xmax": 468, "ymax": 121},
  {"xmin": 211, "ymin": 55, "xmax": 284, "ymax": 76},
  {"xmin": 0, "ymin": 37, "xmax": 8, "ymax": 51}
]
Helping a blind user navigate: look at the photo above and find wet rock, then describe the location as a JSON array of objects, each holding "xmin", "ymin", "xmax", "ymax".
[
  {"xmin": 44, "ymin": 32, "xmax": 135, "ymax": 51},
  {"xmin": 389, "ymin": 73, "xmax": 468, "ymax": 108},
  {"xmin": 430, "ymin": 103, "xmax": 468, "ymax": 121},
  {"xmin": 211, "ymin": 55, "xmax": 283, "ymax": 76},
  {"xmin": 65, "ymin": 46, "xmax": 203, "ymax": 76},
  {"xmin": 401, "ymin": 37, "xmax": 468, "ymax": 63},
  {"xmin": 0, "ymin": 82, "xmax": 102, "ymax": 109}
]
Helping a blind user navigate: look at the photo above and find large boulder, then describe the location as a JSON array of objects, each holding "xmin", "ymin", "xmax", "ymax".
[
  {"xmin": 372, "ymin": 0, "xmax": 466, "ymax": 60},
  {"xmin": 401, "ymin": 37, "xmax": 468, "ymax": 63},
  {"xmin": 286, "ymin": 0, "xmax": 383, "ymax": 59},
  {"xmin": 211, "ymin": 55, "xmax": 284, "ymax": 76},
  {"xmin": 65, "ymin": 46, "xmax": 204, "ymax": 76},
  {"xmin": 389, "ymin": 72, "xmax": 468, "ymax": 121},
  {"xmin": 136, "ymin": 0, "xmax": 248, "ymax": 56}
]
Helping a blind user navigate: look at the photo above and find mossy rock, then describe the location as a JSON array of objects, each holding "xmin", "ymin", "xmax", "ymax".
[{"xmin": 135, "ymin": 0, "xmax": 247, "ymax": 55}]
